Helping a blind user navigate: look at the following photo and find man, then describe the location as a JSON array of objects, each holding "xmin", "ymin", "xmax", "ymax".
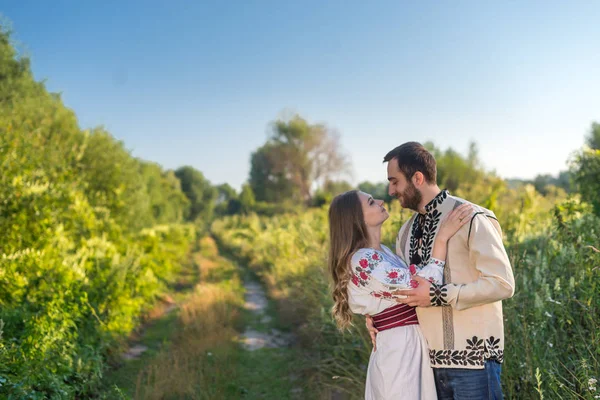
[{"xmin": 367, "ymin": 142, "xmax": 515, "ymax": 399}]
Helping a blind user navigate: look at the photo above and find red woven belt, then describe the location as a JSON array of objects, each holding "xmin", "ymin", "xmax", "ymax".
[{"xmin": 372, "ymin": 303, "xmax": 418, "ymax": 331}]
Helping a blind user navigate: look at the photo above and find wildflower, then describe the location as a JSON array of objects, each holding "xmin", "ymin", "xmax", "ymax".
[{"xmin": 589, "ymin": 377, "xmax": 597, "ymax": 392}]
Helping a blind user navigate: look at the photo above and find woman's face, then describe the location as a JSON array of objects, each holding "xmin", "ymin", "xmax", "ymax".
[{"xmin": 358, "ymin": 191, "xmax": 388, "ymax": 227}]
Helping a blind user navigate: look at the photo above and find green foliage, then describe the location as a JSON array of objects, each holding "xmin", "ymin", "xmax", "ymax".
[
  {"xmin": 79, "ymin": 128, "xmax": 154, "ymax": 231},
  {"xmin": 312, "ymin": 180, "xmax": 353, "ymax": 207},
  {"xmin": 0, "ymin": 26, "xmax": 195, "ymax": 398},
  {"xmin": 249, "ymin": 115, "xmax": 351, "ymax": 205},
  {"xmin": 174, "ymin": 166, "xmax": 218, "ymax": 223},
  {"xmin": 214, "ymin": 183, "xmax": 239, "ymax": 216},
  {"xmin": 357, "ymin": 181, "xmax": 393, "ymax": 204},
  {"xmin": 140, "ymin": 162, "xmax": 189, "ymax": 224},
  {"xmin": 508, "ymin": 172, "xmax": 573, "ymax": 195},
  {"xmin": 502, "ymin": 199, "xmax": 600, "ymax": 398},
  {"xmin": 425, "ymin": 141, "xmax": 487, "ymax": 192},
  {"xmin": 570, "ymin": 145, "xmax": 600, "ymax": 216},
  {"xmin": 239, "ymin": 183, "xmax": 256, "ymax": 214},
  {"xmin": 249, "ymin": 142, "xmax": 301, "ymax": 203},
  {"xmin": 532, "ymin": 172, "xmax": 572, "ymax": 195},
  {"xmin": 586, "ymin": 122, "xmax": 600, "ymax": 150}
]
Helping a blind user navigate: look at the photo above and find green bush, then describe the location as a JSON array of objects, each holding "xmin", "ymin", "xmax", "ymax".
[{"xmin": 0, "ymin": 26, "xmax": 196, "ymax": 398}]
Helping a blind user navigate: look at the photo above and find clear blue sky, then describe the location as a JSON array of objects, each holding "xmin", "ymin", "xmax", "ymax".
[{"xmin": 3, "ymin": 1, "xmax": 599, "ymax": 190}]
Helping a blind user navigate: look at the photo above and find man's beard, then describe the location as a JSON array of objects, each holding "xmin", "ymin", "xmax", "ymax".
[{"xmin": 399, "ymin": 181, "xmax": 422, "ymax": 212}]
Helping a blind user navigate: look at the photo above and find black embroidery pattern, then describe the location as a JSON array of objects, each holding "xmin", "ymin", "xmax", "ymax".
[
  {"xmin": 409, "ymin": 215, "xmax": 423, "ymax": 265},
  {"xmin": 425, "ymin": 189, "xmax": 448, "ymax": 213},
  {"xmin": 422, "ymin": 209, "xmax": 441, "ymax": 262},
  {"xmin": 408, "ymin": 190, "xmax": 448, "ymax": 267},
  {"xmin": 484, "ymin": 336, "xmax": 504, "ymax": 363},
  {"xmin": 430, "ymin": 336, "xmax": 504, "ymax": 367},
  {"xmin": 430, "ymin": 282, "xmax": 449, "ymax": 306}
]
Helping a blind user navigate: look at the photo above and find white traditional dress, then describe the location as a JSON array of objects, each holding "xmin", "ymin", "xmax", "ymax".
[{"xmin": 348, "ymin": 245, "xmax": 443, "ymax": 400}]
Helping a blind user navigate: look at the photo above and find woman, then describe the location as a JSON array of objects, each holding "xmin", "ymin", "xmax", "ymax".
[{"xmin": 328, "ymin": 190, "xmax": 473, "ymax": 400}]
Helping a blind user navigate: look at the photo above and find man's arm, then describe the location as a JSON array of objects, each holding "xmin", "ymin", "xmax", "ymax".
[
  {"xmin": 395, "ymin": 214, "xmax": 515, "ymax": 310},
  {"xmin": 429, "ymin": 214, "xmax": 515, "ymax": 310}
]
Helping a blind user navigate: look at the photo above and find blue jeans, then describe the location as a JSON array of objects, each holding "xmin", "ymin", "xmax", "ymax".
[{"xmin": 433, "ymin": 361, "xmax": 503, "ymax": 399}]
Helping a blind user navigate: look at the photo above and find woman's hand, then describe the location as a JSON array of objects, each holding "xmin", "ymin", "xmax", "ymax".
[{"xmin": 437, "ymin": 203, "xmax": 474, "ymax": 242}]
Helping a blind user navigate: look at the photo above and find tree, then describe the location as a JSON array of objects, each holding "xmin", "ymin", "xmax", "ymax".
[
  {"xmin": 358, "ymin": 181, "xmax": 394, "ymax": 203},
  {"xmin": 531, "ymin": 172, "xmax": 572, "ymax": 195},
  {"xmin": 141, "ymin": 162, "xmax": 189, "ymax": 223},
  {"xmin": 239, "ymin": 184, "xmax": 256, "ymax": 214},
  {"xmin": 249, "ymin": 115, "xmax": 352, "ymax": 205},
  {"xmin": 79, "ymin": 128, "xmax": 154, "ymax": 230},
  {"xmin": 358, "ymin": 181, "xmax": 394, "ymax": 204},
  {"xmin": 312, "ymin": 180, "xmax": 353, "ymax": 207},
  {"xmin": 571, "ymin": 122, "xmax": 600, "ymax": 215},
  {"xmin": 174, "ymin": 166, "xmax": 217, "ymax": 222},
  {"xmin": 249, "ymin": 142, "xmax": 301, "ymax": 203},
  {"xmin": 215, "ymin": 183, "xmax": 236, "ymax": 204},
  {"xmin": 424, "ymin": 141, "xmax": 486, "ymax": 192},
  {"xmin": 586, "ymin": 122, "xmax": 600, "ymax": 150},
  {"xmin": 214, "ymin": 183, "xmax": 240, "ymax": 216}
]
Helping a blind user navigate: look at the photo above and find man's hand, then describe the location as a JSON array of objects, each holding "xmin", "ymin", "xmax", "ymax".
[
  {"xmin": 393, "ymin": 275, "xmax": 432, "ymax": 307},
  {"xmin": 365, "ymin": 315, "xmax": 378, "ymax": 351}
]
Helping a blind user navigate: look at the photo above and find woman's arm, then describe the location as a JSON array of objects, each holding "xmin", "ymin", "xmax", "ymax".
[
  {"xmin": 432, "ymin": 203, "xmax": 474, "ymax": 260},
  {"xmin": 348, "ymin": 249, "xmax": 398, "ymax": 315},
  {"xmin": 416, "ymin": 203, "xmax": 473, "ymax": 285}
]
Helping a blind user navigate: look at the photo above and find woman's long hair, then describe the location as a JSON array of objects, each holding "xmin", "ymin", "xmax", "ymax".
[{"xmin": 328, "ymin": 190, "xmax": 370, "ymax": 330}]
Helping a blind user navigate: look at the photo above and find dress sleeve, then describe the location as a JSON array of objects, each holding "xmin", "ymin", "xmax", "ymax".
[
  {"xmin": 413, "ymin": 258, "xmax": 445, "ymax": 285},
  {"xmin": 347, "ymin": 249, "xmax": 397, "ymax": 315}
]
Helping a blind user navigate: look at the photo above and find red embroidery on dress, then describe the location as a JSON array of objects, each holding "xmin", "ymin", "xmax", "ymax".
[{"xmin": 352, "ymin": 251, "xmax": 382, "ymax": 287}]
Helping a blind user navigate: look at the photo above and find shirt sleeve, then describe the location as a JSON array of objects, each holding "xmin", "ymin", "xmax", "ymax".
[{"xmin": 429, "ymin": 214, "xmax": 515, "ymax": 310}]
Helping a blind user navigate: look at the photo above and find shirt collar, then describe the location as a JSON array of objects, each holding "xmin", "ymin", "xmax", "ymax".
[{"xmin": 424, "ymin": 189, "xmax": 450, "ymax": 214}]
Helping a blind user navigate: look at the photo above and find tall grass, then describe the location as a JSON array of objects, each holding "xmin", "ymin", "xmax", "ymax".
[
  {"xmin": 133, "ymin": 237, "xmax": 245, "ymax": 400},
  {"xmin": 212, "ymin": 198, "xmax": 599, "ymax": 399}
]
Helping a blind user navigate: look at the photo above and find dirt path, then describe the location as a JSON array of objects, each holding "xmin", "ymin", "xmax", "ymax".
[{"xmin": 240, "ymin": 280, "xmax": 293, "ymax": 351}]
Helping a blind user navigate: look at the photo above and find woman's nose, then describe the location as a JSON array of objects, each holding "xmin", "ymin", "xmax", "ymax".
[{"xmin": 377, "ymin": 199, "xmax": 384, "ymax": 206}]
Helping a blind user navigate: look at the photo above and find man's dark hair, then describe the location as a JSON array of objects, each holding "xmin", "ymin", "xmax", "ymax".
[{"xmin": 383, "ymin": 142, "xmax": 437, "ymax": 184}]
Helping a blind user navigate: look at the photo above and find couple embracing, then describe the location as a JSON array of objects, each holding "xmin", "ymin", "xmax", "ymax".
[{"xmin": 328, "ymin": 142, "xmax": 515, "ymax": 399}]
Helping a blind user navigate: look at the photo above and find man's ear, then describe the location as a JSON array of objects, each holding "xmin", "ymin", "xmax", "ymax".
[{"xmin": 413, "ymin": 171, "xmax": 425, "ymax": 186}]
